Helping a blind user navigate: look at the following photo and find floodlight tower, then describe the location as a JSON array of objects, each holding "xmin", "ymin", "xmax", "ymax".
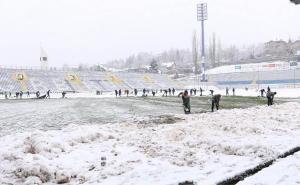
[{"xmin": 197, "ymin": 3, "xmax": 207, "ymax": 81}]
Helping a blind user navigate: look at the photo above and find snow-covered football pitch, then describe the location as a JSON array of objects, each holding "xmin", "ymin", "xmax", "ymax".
[{"xmin": 0, "ymin": 95, "xmax": 299, "ymax": 185}]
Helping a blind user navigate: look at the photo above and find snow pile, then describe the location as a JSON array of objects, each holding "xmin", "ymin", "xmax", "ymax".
[{"xmin": 0, "ymin": 103, "xmax": 299, "ymax": 185}]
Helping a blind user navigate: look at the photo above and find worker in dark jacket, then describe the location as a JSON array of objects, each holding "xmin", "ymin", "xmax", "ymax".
[
  {"xmin": 62, "ymin": 91, "xmax": 66, "ymax": 98},
  {"xmin": 260, "ymin": 89, "xmax": 265, "ymax": 97},
  {"xmin": 200, "ymin": 88, "xmax": 203, "ymax": 96},
  {"xmin": 178, "ymin": 90, "xmax": 191, "ymax": 114},
  {"xmin": 190, "ymin": 89, "xmax": 193, "ymax": 96},
  {"xmin": 46, "ymin": 90, "xmax": 51, "ymax": 98},
  {"xmin": 163, "ymin": 89, "xmax": 168, "ymax": 97},
  {"xmin": 211, "ymin": 94, "xmax": 221, "ymax": 112},
  {"xmin": 172, "ymin": 88, "xmax": 175, "ymax": 96},
  {"xmin": 36, "ymin": 91, "xmax": 40, "ymax": 98},
  {"xmin": 266, "ymin": 91, "xmax": 276, "ymax": 106},
  {"xmin": 134, "ymin": 89, "xmax": 138, "ymax": 96},
  {"xmin": 125, "ymin": 89, "xmax": 129, "ymax": 97},
  {"xmin": 152, "ymin": 90, "xmax": 156, "ymax": 96},
  {"xmin": 118, "ymin": 89, "xmax": 122, "ymax": 97}
]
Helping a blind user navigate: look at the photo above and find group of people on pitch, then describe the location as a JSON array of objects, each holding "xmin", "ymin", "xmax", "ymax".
[
  {"xmin": 178, "ymin": 90, "xmax": 221, "ymax": 114},
  {"xmin": 178, "ymin": 86, "xmax": 277, "ymax": 114}
]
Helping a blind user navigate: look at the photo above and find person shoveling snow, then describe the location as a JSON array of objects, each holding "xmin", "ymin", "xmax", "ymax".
[
  {"xmin": 178, "ymin": 90, "xmax": 191, "ymax": 114},
  {"xmin": 267, "ymin": 91, "xmax": 277, "ymax": 106},
  {"xmin": 211, "ymin": 94, "xmax": 221, "ymax": 112}
]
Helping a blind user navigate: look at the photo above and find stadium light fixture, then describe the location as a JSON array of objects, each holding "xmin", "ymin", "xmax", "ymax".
[{"xmin": 197, "ymin": 3, "xmax": 208, "ymax": 82}]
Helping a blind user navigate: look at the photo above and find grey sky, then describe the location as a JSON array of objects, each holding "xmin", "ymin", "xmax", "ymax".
[{"xmin": 0, "ymin": 0, "xmax": 299, "ymax": 67}]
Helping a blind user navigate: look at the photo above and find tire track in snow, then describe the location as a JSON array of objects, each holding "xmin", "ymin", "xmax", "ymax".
[{"xmin": 216, "ymin": 146, "xmax": 300, "ymax": 185}]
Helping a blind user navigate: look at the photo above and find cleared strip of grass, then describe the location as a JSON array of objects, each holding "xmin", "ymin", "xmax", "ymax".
[
  {"xmin": 146, "ymin": 96, "xmax": 278, "ymax": 110},
  {"xmin": 131, "ymin": 95, "xmax": 285, "ymax": 112}
]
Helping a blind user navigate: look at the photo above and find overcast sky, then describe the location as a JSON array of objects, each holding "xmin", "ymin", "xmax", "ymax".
[{"xmin": 0, "ymin": 0, "xmax": 299, "ymax": 67}]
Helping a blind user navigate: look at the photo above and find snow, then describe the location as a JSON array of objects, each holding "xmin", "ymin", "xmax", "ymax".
[
  {"xmin": 0, "ymin": 102, "xmax": 299, "ymax": 184},
  {"xmin": 237, "ymin": 152, "xmax": 300, "ymax": 185},
  {"xmin": 161, "ymin": 62, "xmax": 175, "ymax": 68}
]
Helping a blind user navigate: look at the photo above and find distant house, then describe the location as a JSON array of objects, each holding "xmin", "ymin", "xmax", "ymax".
[{"xmin": 160, "ymin": 62, "xmax": 176, "ymax": 74}]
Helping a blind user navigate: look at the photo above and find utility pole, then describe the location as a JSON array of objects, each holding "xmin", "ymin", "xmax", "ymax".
[{"xmin": 197, "ymin": 3, "xmax": 208, "ymax": 82}]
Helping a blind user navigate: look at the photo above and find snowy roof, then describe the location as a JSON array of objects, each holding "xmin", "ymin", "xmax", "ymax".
[{"xmin": 161, "ymin": 62, "xmax": 174, "ymax": 68}]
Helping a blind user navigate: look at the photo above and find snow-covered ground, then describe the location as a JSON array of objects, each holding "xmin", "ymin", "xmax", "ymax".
[
  {"xmin": 0, "ymin": 102, "xmax": 299, "ymax": 185},
  {"xmin": 237, "ymin": 151, "xmax": 300, "ymax": 185}
]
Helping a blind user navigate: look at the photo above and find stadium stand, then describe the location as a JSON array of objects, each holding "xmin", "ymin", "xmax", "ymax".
[
  {"xmin": 0, "ymin": 68, "xmax": 184, "ymax": 93},
  {"xmin": 0, "ymin": 69, "xmax": 21, "ymax": 92},
  {"xmin": 206, "ymin": 61, "xmax": 300, "ymax": 88}
]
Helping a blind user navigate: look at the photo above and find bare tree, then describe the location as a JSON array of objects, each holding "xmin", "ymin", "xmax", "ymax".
[
  {"xmin": 149, "ymin": 59, "xmax": 159, "ymax": 73},
  {"xmin": 208, "ymin": 33, "xmax": 217, "ymax": 68},
  {"xmin": 216, "ymin": 38, "xmax": 222, "ymax": 66}
]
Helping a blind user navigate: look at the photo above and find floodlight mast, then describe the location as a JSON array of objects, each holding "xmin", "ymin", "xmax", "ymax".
[{"xmin": 197, "ymin": 3, "xmax": 207, "ymax": 82}]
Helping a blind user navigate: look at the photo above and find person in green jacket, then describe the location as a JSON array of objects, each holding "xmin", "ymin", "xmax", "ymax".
[{"xmin": 178, "ymin": 90, "xmax": 191, "ymax": 114}]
